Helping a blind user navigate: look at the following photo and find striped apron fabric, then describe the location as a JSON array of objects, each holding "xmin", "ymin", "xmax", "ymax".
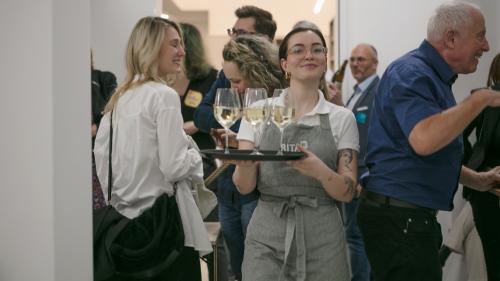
[{"xmin": 242, "ymin": 114, "xmax": 350, "ymax": 281}]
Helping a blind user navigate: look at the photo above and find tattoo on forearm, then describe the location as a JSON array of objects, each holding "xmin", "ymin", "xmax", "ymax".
[
  {"xmin": 326, "ymin": 175, "xmax": 333, "ymax": 182},
  {"xmin": 342, "ymin": 176, "xmax": 356, "ymax": 197},
  {"xmin": 338, "ymin": 149, "xmax": 354, "ymax": 171}
]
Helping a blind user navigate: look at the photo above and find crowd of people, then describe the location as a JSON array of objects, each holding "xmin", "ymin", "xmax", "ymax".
[{"xmin": 91, "ymin": 2, "xmax": 500, "ymax": 281}]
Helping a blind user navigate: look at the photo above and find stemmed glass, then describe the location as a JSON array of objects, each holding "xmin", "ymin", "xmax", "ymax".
[
  {"xmin": 243, "ymin": 88, "xmax": 269, "ymax": 155},
  {"xmin": 271, "ymin": 89, "xmax": 295, "ymax": 155},
  {"xmin": 214, "ymin": 88, "xmax": 242, "ymax": 154}
]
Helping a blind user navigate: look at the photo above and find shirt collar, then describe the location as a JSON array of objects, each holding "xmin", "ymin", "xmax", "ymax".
[
  {"xmin": 356, "ymin": 74, "xmax": 378, "ymax": 92},
  {"xmin": 282, "ymin": 88, "xmax": 329, "ymax": 117},
  {"xmin": 305, "ymin": 89, "xmax": 330, "ymax": 116},
  {"xmin": 419, "ymin": 40, "xmax": 458, "ymax": 85}
]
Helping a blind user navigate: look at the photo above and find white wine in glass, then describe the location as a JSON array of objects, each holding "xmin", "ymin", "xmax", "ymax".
[
  {"xmin": 243, "ymin": 88, "xmax": 268, "ymax": 155},
  {"xmin": 244, "ymin": 107, "xmax": 267, "ymax": 126},
  {"xmin": 214, "ymin": 106, "xmax": 241, "ymax": 128},
  {"xmin": 214, "ymin": 88, "xmax": 242, "ymax": 154},
  {"xmin": 272, "ymin": 89, "xmax": 295, "ymax": 155}
]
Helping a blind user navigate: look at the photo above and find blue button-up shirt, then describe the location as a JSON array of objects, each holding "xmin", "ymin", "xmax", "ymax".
[{"xmin": 364, "ymin": 40, "xmax": 463, "ymax": 211}]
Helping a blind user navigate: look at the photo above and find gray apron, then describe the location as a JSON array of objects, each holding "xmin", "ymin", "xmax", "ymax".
[{"xmin": 242, "ymin": 114, "xmax": 350, "ymax": 281}]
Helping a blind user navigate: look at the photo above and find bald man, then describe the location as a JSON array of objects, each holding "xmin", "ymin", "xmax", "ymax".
[{"xmin": 343, "ymin": 43, "xmax": 379, "ymax": 281}]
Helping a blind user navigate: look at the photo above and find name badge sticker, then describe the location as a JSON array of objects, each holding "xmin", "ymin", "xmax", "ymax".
[{"xmin": 184, "ymin": 90, "xmax": 203, "ymax": 108}]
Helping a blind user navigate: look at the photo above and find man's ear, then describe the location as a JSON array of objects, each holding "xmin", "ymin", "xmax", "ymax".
[{"xmin": 443, "ymin": 29, "xmax": 458, "ymax": 49}]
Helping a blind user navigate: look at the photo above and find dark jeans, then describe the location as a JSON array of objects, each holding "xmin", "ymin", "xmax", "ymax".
[
  {"xmin": 469, "ymin": 191, "xmax": 500, "ymax": 281},
  {"xmin": 219, "ymin": 199, "xmax": 258, "ymax": 281},
  {"xmin": 205, "ymin": 231, "xmax": 231, "ymax": 281},
  {"xmin": 357, "ymin": 198, "xmax": 442, "ymax": 281},
  {"xmin": 343, "ymin": 198, "xmax": 372, "ymax": 281}
]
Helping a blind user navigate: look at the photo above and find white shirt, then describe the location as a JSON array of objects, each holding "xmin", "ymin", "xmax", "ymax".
[
  {"xmin": 237, "ymin": 89, "xmax": 360, "ymax": 153},
  {"xmin": 94, "ymin": 81, "xmax": 213, "ymax": 255},
  {"xmin": 94, "ymin": 81, "xmax": 202, "ymax": 219}
]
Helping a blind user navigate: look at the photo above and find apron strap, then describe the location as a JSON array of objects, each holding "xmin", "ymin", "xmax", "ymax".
[{"xmin": 261, "ymin": 194, "xmax": 334, "ymax": 281}]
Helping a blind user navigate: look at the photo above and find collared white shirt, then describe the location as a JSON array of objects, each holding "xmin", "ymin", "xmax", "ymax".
[
  {"xmin": 237, "ymin": 88, "xmax": 359, "ymax": 152},
  {"xmin": 94, "ymin": 81, "xmax": 202, "ymax": 219},
  {"xmin": 346, "ymin": 74, "xmax": 378, "ymax": 110}
]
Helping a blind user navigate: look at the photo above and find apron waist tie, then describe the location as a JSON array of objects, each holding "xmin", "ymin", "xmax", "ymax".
[{"xmin": 260, "ymin": 194, "xmax": 334, "ymax": 281}]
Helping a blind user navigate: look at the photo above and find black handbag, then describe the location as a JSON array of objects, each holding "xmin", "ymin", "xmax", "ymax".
[{"xmin": 93, "ymin": 111, "xmax": 185, "ymax": 281}]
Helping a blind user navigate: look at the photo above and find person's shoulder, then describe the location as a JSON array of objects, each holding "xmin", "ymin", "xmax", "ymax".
[
  {"xmin": 326, "ymin": 101, "xmax": 355, "ymax": 120},
  {"xmin": 208, "ymin": 67, "xmax": 218, "ymax": 79},
  {"xmin": 141, "ymin": 81, "xmax": 178, "ymax": 100},
  {"xmin": 143, "ymin": 80, "xmax": 173, "ymax": 92},
  {"xmin": 381, "ymin": 53, "xmax": 429, "ymax": 91},
  {"xmin": 137, "ymin": 82, "xmax": 181, "ymax": 113},
  {"xmin": 324, "ymin": 103, "xmax": 357, "ymax": 137}
]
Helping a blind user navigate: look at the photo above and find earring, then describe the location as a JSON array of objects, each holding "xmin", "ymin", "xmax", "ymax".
[{"xmin": 285, "ymin": 72, "xmax": 291, "ymax": 80}]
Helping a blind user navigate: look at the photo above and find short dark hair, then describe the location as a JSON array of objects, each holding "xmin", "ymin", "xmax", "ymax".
[{"xmin": 235, "ymin": 6, "xmax": 277, "ymax": 40}]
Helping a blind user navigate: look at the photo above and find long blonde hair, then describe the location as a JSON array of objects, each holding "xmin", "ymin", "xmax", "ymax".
[{"xmin": 104, "ymin": 17, "xmax": 183, "ymax": 113}]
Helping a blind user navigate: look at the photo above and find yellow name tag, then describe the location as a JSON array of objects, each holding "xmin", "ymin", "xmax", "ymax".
[{"xmin": 184, "ymin": 90, "xmax": 203, "ymax": 108}]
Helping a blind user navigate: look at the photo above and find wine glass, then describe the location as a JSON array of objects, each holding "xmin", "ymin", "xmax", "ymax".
[
  {"xmin": 214, "ymin": 88, "xmax": 242, "ymax": 154},
  {"xmin": 243, "ymin": 88, "xmax": 269, "ymax": 155},
  {"xmin": 271, "ymin": 89, "xmax": 295, "ymax": 155}
]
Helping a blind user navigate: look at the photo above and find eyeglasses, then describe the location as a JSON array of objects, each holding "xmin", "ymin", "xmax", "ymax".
[
  {"xmin": 287, "ymin": 45, "xmax": 327, "ymax": 57},
  {"xmin": 227, "ymin": 28, "xmax": 255, "ymax": 37},
  {"xmin": 349, "ymin": 56, "xmax": 369, "ymax": 63}
]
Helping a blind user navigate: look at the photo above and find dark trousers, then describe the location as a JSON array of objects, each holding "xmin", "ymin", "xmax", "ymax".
[
  {"xmin": 218, "ymin": 200, "xmax": 257, "ymax": 281},
  {"xmin": 469, "ymin": 191, "xmax": 500, "ymax": 281},
  {"xmin": 357, "ymin": 198, "xmax": 442, "ymax": 281},
  {"xmin": 343, "ymin": 198, "xmax": 372, "ymax": 281}
]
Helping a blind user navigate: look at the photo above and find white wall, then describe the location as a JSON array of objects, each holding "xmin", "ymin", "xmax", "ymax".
[
  {"xmin": 338, "ymin": 0, "xmax": 499, "ymax": 103},
  {"xmin": 0, "ymin": 0, "xmax": 92, "ymax": 280},
  {"xmin": 338, "ymin": 0, "xmax": 445, "ymax": 98},
  {"xmin": 91, "ymin": 0, "xmax": 157, "ymax": 83}
]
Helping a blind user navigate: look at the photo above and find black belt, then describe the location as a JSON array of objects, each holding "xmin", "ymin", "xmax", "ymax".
[{"xmin": 362, "ymin": 191, "xmax": 437, "ymax": 216}]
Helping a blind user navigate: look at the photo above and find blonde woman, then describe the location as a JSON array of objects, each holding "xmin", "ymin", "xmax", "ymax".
[
  {"xmin": 94, "ymin": 17, "xmax": 210, "ymax": 281},
  {"xmin": 233, "ymin": 27, "xmax": 359, "ymax": 281}
]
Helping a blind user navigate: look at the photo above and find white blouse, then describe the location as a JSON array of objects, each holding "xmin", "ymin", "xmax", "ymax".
[
  {"xmin": 94, "ymin": 80, "xmax": 212, "ymax": 255},
  {"xmin": 237, "ymin": 89, "xmax": 360, "ymax": 153}
]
